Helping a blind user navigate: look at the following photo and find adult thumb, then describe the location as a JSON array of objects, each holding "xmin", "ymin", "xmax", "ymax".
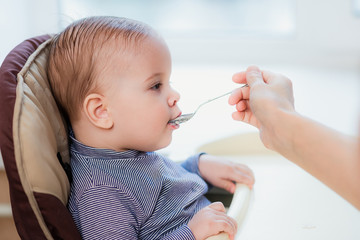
[{"xmin": 246, "ymin": 66, "xmax": 264, "ymax": 87}]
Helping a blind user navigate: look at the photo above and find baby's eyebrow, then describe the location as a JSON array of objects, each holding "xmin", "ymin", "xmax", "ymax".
[{"xmin": 145, "ymin": 73, "xmax": 162, "ymax": 82}]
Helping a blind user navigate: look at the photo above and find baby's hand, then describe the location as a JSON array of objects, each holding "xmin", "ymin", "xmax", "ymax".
[
  {"xmin": 188, "ymin": 202, "xmax": 237, "ymax": 240},
  {"xmin": 199, "ymin": 154, "xmax": 254, "ymax": 193}
]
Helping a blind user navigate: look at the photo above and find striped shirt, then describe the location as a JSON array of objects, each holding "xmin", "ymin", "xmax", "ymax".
[{"xmin": 67, "ymin": 134, "xmax": 211, "ymax": 240}]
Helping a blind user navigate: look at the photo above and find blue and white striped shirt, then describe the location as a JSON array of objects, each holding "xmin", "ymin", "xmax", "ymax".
[{"xmin": 67, "ymin": 134, "xmax": 211, "ymax": 240}]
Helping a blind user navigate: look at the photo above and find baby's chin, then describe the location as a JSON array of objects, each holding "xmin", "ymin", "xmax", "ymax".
[
  {"xmin": 156, "ymin": 139, "xmax": 172, "ymax": 151},
  {"xmin": 139, "ymin": 137, "xmax": 173, "ymax": 152}
]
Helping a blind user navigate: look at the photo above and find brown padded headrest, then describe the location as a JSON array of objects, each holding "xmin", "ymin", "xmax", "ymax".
[
  {"xmin": 13, "ymin": 37, "xmax": 70, "ymax": 206},
  {"xmin": 0, "ymin": 35, "xmax": 81, "ymax": 240}
]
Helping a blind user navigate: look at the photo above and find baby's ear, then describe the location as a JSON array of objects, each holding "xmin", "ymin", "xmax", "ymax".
[{"xmin": 83, "ymin": 93, "xmax": 113, "ymax": 129}]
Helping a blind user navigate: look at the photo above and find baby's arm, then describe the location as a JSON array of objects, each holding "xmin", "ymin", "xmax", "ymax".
[
  {"xmin": 199, "ymin": 154, "xmax": 255, "ymax": 193},
  {"xmin": 187, "ymin": 202, "xmax": 237, "ymax": 240},
  {"xmin": 180, "ymin": 153, "xmax": 203, "ymax": 176}
]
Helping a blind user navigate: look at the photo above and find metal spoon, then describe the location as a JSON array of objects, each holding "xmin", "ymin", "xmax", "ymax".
[{"xmin": 169, "ymin": 84, "xmax": 248, "ymax": 125}]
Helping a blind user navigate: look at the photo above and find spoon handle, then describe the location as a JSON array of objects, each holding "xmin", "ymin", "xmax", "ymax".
[
  {"xmin": 194, "ymin": 84, "xmax": 248, "ymax": 113},
  {"xmin": 169, "ymin": 84, "xmax": 249, "ymax": 125}
]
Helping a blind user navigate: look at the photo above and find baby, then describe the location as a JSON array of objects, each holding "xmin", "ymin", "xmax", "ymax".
[{"xmin": 48, "ymin": 16, "xmax": 254, "ymax": 240}]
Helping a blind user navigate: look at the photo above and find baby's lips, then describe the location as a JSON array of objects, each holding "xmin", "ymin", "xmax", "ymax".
[{"xmin": 172, "ymin": 111, "xmax": 182, "ymax": 121}]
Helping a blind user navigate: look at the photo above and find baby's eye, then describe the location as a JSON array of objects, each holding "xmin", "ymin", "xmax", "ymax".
[{"xmin": 151, "ymin": 83, "xmax": 162, "ymax": 90}]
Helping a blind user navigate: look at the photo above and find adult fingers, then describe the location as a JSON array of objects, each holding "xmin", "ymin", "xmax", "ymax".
[
  {"xmin": 233, "ymin": 66, "xmax": 266, "ymax": 86},
  {"xmin": 232, "ymin": 71, "xmax": 247, "ymax": 84},
  {"xmin": 245, "ymin": 65, "xmax": 265, "ymax": 87},
  {"xmin": 231, "ymin": 107, "xmax": 258, "ymax": 128},
  {"xmin": 228, "ymin": 87, "xmax": 249, "ymax": 106},
  {"xmin": 262, "ymin": 69, "xmax": 292, "ymax": 86},
  {"xmin": 231, "ymin": 111, "xmax": 246, "ymax": 122}
]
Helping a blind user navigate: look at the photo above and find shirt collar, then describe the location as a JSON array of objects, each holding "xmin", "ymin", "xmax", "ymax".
[{"xmin": 69, "ymin": 129, "xmax": 147, "ymax": 160}]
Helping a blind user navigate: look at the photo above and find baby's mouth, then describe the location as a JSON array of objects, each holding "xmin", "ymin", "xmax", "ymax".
[
  {"xmin": 168, "ymin": 112, "xmax": 182, "ymax": 127},
  {"xmin": 168, "ymin": 121, "xmax": 180, "ymax": 130},
  {"xmin": 168, "ymin": 121, "xmax": 179, "ymax": 126}
]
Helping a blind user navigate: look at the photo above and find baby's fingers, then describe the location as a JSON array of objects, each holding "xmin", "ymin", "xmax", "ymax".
[
  {"xmin": 207, "ymin": 203, "xmax": 237, "ymax": 240},
  {"xmin": 208, "ymin": 202, "xmax": 226, "ymax": 212},
  {"xmin": 214, "ymin": 178, "xmax": 237, "ymax": 194},
  {"xmin": 189, "ymin": 202, "xmax": 238, "ymax": 240},
  {"xmin": 236, "ymin": 169, "xmax": 255, "ymax": 189},
  {"xmin": 235, "ymin": 164, "xmax": 255, "ymax": 180},
  {"xmin": 229, "ymin": 165, "xmax": 255, "ymax": 189},
  {"xmin": 208, "ymin": 202, "xmax": 237, "ymax": 233},
  {"xmin": 212, "ymin": 214, "xmax": 237, "ymax": 240}
]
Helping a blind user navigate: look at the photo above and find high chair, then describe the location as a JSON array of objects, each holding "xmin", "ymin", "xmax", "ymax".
[
  {"xmin": 0, "ymin": 35, "xmax": 250, "ymax": 240},
  {"xmin": 0, "ymin": 35, "xmax": 81, "ymax": 239}
]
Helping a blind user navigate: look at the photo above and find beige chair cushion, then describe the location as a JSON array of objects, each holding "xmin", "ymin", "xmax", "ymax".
[{"xmin": 13, "ymin": 38, "xmax": 70, "ymax": 206}]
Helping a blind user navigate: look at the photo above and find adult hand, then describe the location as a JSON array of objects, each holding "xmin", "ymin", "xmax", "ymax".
[
  {"xmin": 228, "ymin": 66, "xmax": 295, "ymax": 149},
  {"xmin": 229, "ymin": 66, "xmax": 360, "ymax": 210}
]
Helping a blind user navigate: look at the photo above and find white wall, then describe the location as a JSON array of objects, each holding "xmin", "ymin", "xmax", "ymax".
[
  {"xmin": 0, "ymin": 0, "xmax": 59, "ymax": 63},
  {"xmin": 168, "ymin": 0, "xmax": 360, "ymax": 70},
  {"xmin": 0, "ymin": 0, "xmax": 59, "ymax": 168},
  {"xmin": 1, "ymin": 0, "xmax": 360, "ymax": 68}
]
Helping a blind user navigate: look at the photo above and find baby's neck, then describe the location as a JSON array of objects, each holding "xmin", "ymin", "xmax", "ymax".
[{"xmin": 71, "ymin": 120, "xmax": 119, "ymax": 151}]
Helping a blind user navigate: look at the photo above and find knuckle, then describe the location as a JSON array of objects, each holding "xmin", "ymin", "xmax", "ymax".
[
  {"xmin": 220, "ymin": 221, "xmax": 229, "ymax": 230},
  {"xmin": 247, "ymin": 70, "xmax": 261, "ymax": 78}
]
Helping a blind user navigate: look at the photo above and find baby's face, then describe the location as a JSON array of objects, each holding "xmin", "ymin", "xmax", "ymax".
[{"xmin": 101, "ymin": 35, "xmax": 182, "ymax": 152}]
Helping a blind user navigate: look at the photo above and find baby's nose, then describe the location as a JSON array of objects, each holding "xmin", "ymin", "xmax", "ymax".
[{"xmin": 168, "ymin": 89, "xmax": 180, "ymax": 107}]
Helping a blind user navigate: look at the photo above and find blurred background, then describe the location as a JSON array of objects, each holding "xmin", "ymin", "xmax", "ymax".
[{"xmin": 1, "ymin": 0, "xmax": 359, "ymax": 159}]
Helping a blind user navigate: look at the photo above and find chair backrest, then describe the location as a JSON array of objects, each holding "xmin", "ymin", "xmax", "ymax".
[{"xmin": 0, "ymin": 36, "xmax": 81, "ymax": 240}]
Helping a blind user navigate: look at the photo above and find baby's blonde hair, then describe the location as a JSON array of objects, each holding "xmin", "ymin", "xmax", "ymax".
[{"xmin": 48, "ymin": 16, "xmax": 153, "ymax": 121}]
